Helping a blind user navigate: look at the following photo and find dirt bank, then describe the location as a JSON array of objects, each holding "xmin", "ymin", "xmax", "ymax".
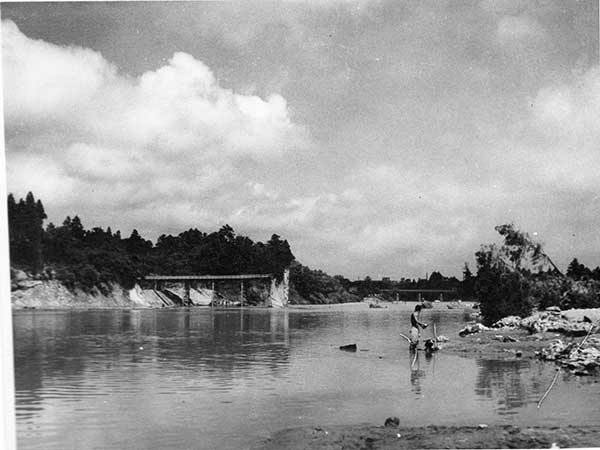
[
  {"xmin": 11, "ymin": 279, "xmax": 151, "ymax": 309},
  {"xmin": 254, "ymin": 423, "xmax": 600, "ymax": 449}
]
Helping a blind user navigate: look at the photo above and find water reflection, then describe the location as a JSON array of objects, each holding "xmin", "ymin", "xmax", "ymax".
[
  {"xmin": 13, "ymin": 309, "xmax": 292, "ymax": 425},
  {"xmin": 474, "ymin": 358, "xmax": 558, "ymax": 416}
]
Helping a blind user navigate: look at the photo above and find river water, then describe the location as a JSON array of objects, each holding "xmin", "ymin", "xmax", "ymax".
[{"xmin": 12, "ymin": 304, "xmax": 600, "ymax": 450}]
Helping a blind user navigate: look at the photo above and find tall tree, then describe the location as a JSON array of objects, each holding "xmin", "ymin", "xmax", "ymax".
[{"xmin": 7, "ymin": 192, "xmax": 47, "ymax": 272}]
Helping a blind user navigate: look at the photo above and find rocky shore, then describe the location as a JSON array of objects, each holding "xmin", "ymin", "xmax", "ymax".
[{"xmin": 452, "ymin": 307, "xmax": 600, "ymax": 375}]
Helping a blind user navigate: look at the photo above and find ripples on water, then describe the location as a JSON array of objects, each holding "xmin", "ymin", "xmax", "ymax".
[{"xmin": 13, "ymin": 305, "xmax": 600, "ymax": 450}]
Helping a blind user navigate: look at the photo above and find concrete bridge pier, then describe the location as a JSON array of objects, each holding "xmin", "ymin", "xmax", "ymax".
[{"xmin": 184, "ymin": 280, "xmax": 191, "ymax": 306}]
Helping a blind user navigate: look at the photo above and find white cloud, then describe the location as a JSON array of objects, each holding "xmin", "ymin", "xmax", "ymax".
[
  {"xmin": 496, "ymin": 15, "xmax": 546, "ymax": 44},
  {"xmin": 532, "ymin": 66, "xmax": 600, "ymax": 137},
  {"xmin": 3, "ymin": 20, "xmax": 309, "ymax": 234}
]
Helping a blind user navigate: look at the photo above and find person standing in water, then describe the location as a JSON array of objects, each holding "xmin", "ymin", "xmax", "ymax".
[{"xmin": 410, "ymin": 304, "xmax": 428, "ymax": 352}]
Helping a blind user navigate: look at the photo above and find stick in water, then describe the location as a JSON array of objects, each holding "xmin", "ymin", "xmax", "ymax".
[
  {"xmin": 399, "ymin": 333, "xmax": 411, "ymax": 343},
  {"xmin": 538, "ymin": 321, "xmax": 595, "ymax": 409},
  {"xmin": 411, "ymin": 351, "xmax": 418, "ymax": 368},
  {"xmin": 537, "ymin": 369, "xmax": 561, "ymax": 409},
  {"xmin": 574, "ymin": 321, "xmax": 596, "ymax": 353}
]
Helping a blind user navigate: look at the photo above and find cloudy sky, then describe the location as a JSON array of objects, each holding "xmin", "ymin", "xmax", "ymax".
[{"xmin": 2, "ymin": 1, "xmax": 599, "ymax": 279}]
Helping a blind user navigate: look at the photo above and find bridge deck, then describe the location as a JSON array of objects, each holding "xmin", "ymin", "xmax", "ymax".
[
  {"xmin": 381, "ymin": 289, "xmax": 456, "ymax": 293},
  {"xmin": 144, "ymin": 274, "xmax": 273, "ymax": 281}
]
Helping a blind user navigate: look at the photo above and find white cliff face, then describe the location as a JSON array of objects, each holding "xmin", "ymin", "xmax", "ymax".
[
  {"xmin": 270, "ymin": 269, "xmax": 290, "ymax": 308},
  {"xmin": 12, "ymin": 279, "xmax": 133, "ymax": 309}
]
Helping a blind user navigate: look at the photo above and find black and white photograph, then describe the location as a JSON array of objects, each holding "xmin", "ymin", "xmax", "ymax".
[{"xmin": 1, "ymin": 1, "xmax": 600, "ymax": 449}]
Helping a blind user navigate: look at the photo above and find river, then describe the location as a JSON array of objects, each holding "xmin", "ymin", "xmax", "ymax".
[{"xmin": 12, "ymin": 303, "xmax": 600, "ymax": 449}]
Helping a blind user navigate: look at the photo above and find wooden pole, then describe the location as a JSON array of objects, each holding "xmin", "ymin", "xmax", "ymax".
[
  {"xmin": 411, "ymin": 351, "xmax": 418, "ymax": 368},
  {"xmin": 240, "ymin": 281, "xmax": 244, "ymax": 307}
]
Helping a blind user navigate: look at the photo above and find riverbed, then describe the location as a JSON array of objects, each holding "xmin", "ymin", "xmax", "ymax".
[{"xmin": 12, "ymin": 303, "xmax": 600, "ymax": 449}]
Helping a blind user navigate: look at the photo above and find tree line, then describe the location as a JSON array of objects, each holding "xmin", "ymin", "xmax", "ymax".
[
  {"xmin": 8, "ymin": 192, "xmax": 294, "ymax": 294},
  {"xmin": 10, "ymin": 193, "xmax": 598, "ymax": 312}
]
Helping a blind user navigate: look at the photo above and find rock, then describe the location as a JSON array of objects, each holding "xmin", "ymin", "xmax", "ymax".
[
  {"xmin": 459, "ymin": 323, "xmax": 489, "ymax": 337},
  {"xmin": 11, "ymin": 269, "xmax": 28, "ymax": 282},
  {"xmin": 520, "ymin": 311, "xmax": 595, "ymax": 336},
  {"xmin": 478, "ymin": 424, "xmax": 488, "ymax": 429},
  {"xmin": 369, "ymin": 303, "xmax": 387, "ymax": 309},
  {"xmin": 384, "ymin": 417, "xmax": 400, "ymax": 427},
  {"xmin": 537, "ymin": 338, "xmax": 600, "ymax": 375},
  {"xmin": 546, "ymin": 306, "xmax": 561, "ymax": 313},
  {"xmin": 17, "ymin": 280, "xmax": 43, "ymax": 290},
  {"xmin": 339, "ymin": 344, "xmax": 357, "ymax": 352},
  {"xmin": 502, "ymin": 336, "xmax": 519, "ymax": 343},
  {"xmin": 492, "ymin": 315, "xmax": 522, "ymax": 328}
]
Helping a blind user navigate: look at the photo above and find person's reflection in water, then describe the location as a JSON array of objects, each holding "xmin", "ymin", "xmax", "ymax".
[
  {"xmin": 409, "ymin": 351, "xmax": 426, "ymax": 395},
  {"xmin": 409, "ymin": 350, "xmax": 437, "ymax": 395}
]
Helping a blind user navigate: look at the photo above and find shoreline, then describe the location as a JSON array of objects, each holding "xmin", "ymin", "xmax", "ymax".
[{"xmin": 253, "ymin": 423, "xmax": 600, "ymax": 450}]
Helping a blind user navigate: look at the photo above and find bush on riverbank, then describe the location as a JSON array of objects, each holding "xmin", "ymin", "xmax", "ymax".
[
  {"xmin": 474, "ymin": 224, "xmax": 600, "ymax": 325},
  {"xmin": 289, "ymin": 261, "xmax": 359, "ymax": 304}
]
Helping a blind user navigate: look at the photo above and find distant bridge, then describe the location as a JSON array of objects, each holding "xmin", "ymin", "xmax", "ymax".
[
  {"xmin": 379, "ymin": 288, "xmax": 458, "ymax": 302},
  {"xmin": 145, "ymin": 274, "xmax": 273, "ymax": 281}
]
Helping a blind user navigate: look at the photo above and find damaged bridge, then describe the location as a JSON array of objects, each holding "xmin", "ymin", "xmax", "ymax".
[{"xmin": 130, "ymin": 270, "xmax": 289, "ymax": 308}]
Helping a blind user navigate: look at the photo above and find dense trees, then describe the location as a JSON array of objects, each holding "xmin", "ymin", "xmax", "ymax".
[
  {"xmin": 289, "ymin": 261, "xmax": 360, "ymax": 304},
  {"xmin": 566, "ymin": 258, "xmax": 600, "ymax": 281},
  {"xmin": 8, "ymin": 192, "xmax": 46, "ymax": 273},
  {"xmin": 349, "ymin": 272, "xmax": 462, "ymax": 300},
  {"xmin": 8, "ymin": 193, "xmax": 295, "ymax": 294}
]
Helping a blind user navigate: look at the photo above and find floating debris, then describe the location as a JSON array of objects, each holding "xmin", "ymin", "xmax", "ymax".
[
  {"xmin": 339, "ymin": 343, "xmax": 357, "ymax": 352},
  {"xmin": 384, "ymin": 417, "xmax": 400, "ymax": 427}
]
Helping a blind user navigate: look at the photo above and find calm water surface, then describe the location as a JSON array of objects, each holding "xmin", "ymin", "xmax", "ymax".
[{"xmin": 13, "ymin": 304, "xmax": 600, "ymax": 450}]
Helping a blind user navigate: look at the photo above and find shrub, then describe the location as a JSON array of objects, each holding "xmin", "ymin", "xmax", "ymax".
[{"xmin": 475, "ymin": 266, "xmax": 532, "ymax": 326}]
